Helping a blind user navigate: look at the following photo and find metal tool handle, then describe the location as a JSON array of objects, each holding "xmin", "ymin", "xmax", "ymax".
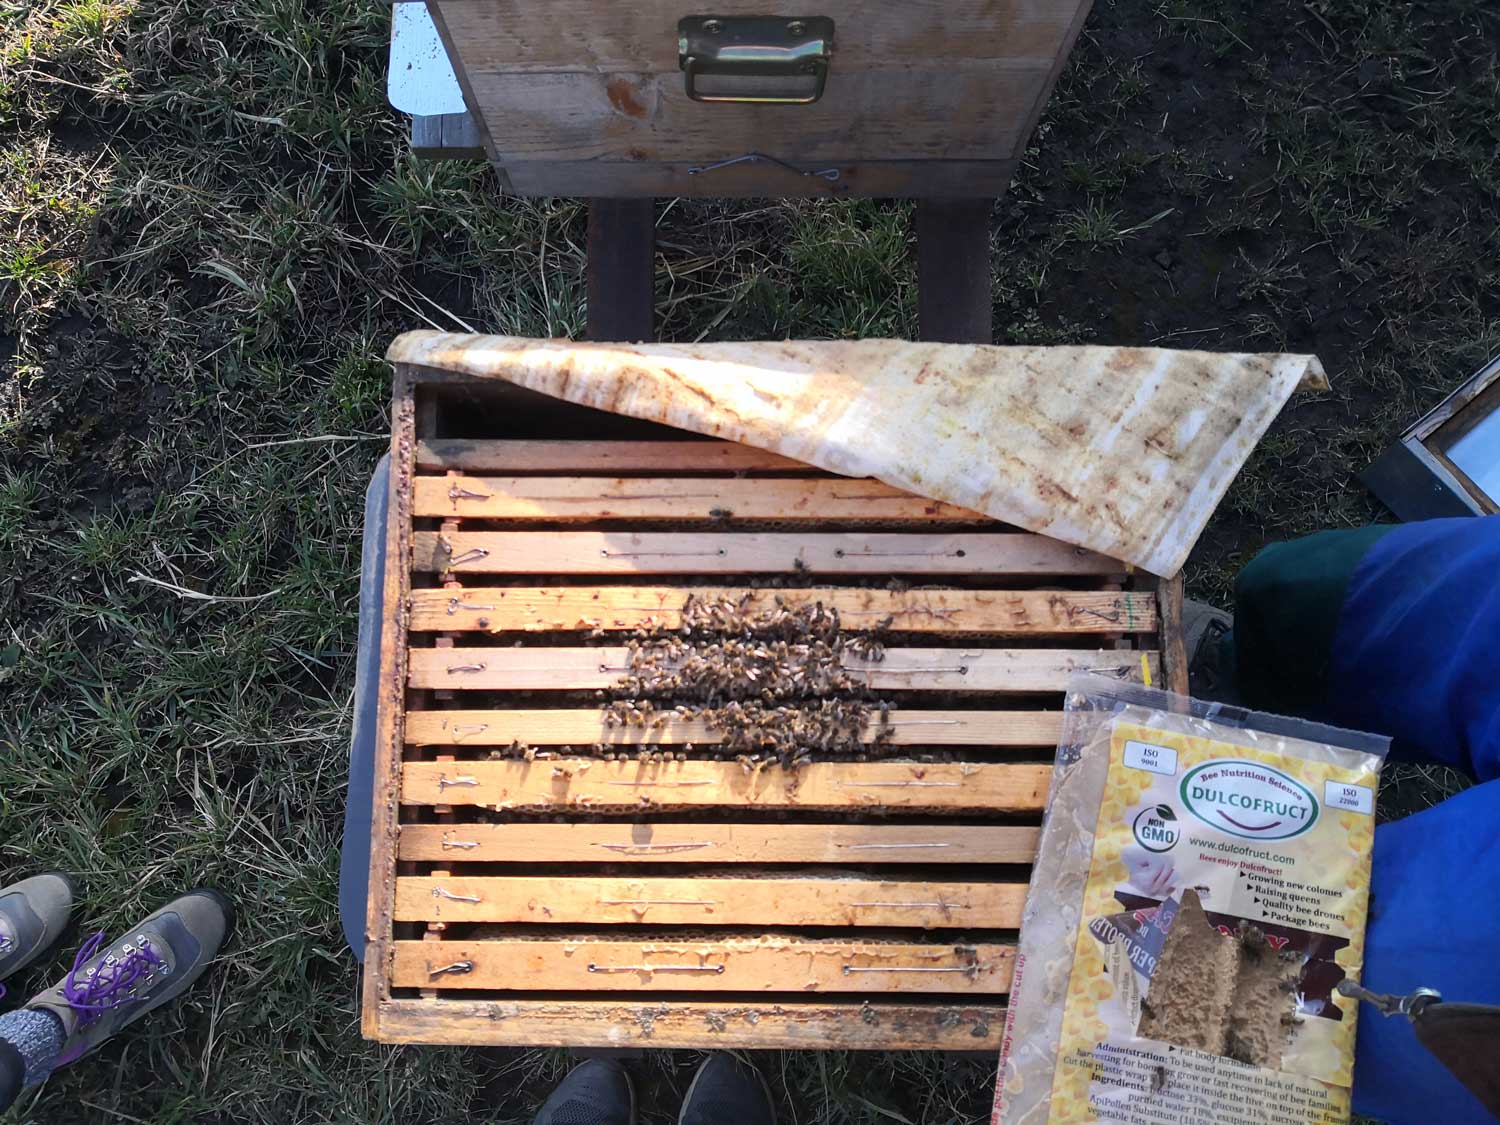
[{"xmin": 1338, "ymin": 979, "xmax": 1444, "ymax": 1021}]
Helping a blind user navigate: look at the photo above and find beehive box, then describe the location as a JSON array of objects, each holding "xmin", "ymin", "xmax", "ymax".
[
  {"xmin": 422, "ymin": 0, "xmax": 1095, "ymax": 197},
  {"xmin": 362, "ymin": 366, "xmax": 1187, "ymax": 1049}
]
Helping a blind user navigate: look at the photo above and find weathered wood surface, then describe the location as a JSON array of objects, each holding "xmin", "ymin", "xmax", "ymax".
[
  {"xmin": 361, "ymin": 371, "xmax": 417, "ymax": 1037},
  {"xmin": 412, "ymin": 532, "xmax": 1121, "ymax": 575},
  {"xmin": 401, "ymin": 759, "xmax": 1052, "ymax": 812},
  {"xmin": 449, "ymin": 67, "xmax": 1047, "ymax": 165},
  {"xmin": 410, "ymin": 112, "xmax": 487, "ymax": 160},
  {"xmin": 408, "ymin": 645, "xmax": 1155, "ymax": 692},
  {"xmin": 408, "ymin": 586, "xmax": 1158, "ymax": 634},
  {"xmin": 403, "ymin": 709, "xmax": 1064, "ymax": 748},
  {"xmin": 585, "ymin": 197, "xmax": 656, "ymax": 343},
  {"xmin": 397, "ymin": 822, "xmax": 1042, "ymax": 864},
  {"xmin": 416, "ymin": 439, "xmax": 810, "ymax": 473},
  {"xmin": 394, "ymin": 875, "xmax": 1027, "ymax": 927},
  {"xmin": 372, "ymin": 995, "xmax": 1006, "ymax": 1049},
  {"xmin": 428, "ymin": 2, "xmax": 1086, "ymax": 71},
  {"xmin": 428, "ymin": 0, "xmax": 1088, "ymax": 188},
  {"xmin": 412, "ymin": 475, "xmax": 988, "ymax": 521},
  {"xmin": 391, "ymin": 937, "xmax": 1014, "ymax": 993},
  {"xmin": 503, "ymin": 160, "xmax": 1022, "ymax": 199},
  {"xmin": 1157, "ymin": 573, "xmax": 1190, "ymax": 697}
]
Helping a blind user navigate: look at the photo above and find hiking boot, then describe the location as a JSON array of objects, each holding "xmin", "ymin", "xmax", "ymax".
[
  {"xmin": 534, "ymin": 1058, "xmax": 636, "ymax": 1125},
  {"xmin": 26, "ymin": 889, "xmax": 233, "ymax": 1067},
  {"xmin": 679, "ymin": 1054, "xmax": 775, "ymax": 1125},
  {"xmin": 1184, "ymin": 598, "xmax": 1237, "ymax": 703},
  {"xmin": 0, "ymin": 873, "xmax": 76, "ymax": 1002}
]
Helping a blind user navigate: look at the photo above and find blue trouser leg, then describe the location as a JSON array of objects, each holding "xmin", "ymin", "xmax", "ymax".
[{"xmin": 1234, "ymin": 516, "xmax": 1500, "ymax": 1123}]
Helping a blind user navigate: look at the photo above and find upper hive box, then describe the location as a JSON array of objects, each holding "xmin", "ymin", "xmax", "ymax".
[{"xmin": 422, "ymin": 0, "xmax": 1095, "ymax": 196}]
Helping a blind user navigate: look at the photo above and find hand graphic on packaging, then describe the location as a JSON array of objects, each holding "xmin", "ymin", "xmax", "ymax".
[{"xmin": 1121, "ymin": 845, "xmax": 1177, "ymax": 899}]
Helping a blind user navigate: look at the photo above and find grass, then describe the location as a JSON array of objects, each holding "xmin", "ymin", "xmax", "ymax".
[{"xmin": 0, "ymin": 0, "xmax": 1496, "ymax": 1120}]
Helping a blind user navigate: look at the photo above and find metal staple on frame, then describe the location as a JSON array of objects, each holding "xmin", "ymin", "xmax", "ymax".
[
  {"xmin": 850, "ymin": 665, "xmax": 970, "ymax": 676},
  {"xmin": 588, "ymin": 963, "xmax": 726, "ymax": 974},
  {"xmin": 432, "ymin": 887, "xmax": 482, "ymax": 904},
  {"xmin": 601, "ymin": 548, "xmax": 728, "ymax": 558},
  {"xmin": 834, "ymin": 548, "xmax": 968, "ymax": 558},
  {"xmin": 446, "ymin": 597, "xmax": 496, "ymax": 614}
]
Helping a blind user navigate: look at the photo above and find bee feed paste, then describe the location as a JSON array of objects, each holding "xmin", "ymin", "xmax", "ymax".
[{"xmin": 995, "ymin": 677, "xmax": 1389, "ymax": 1125}]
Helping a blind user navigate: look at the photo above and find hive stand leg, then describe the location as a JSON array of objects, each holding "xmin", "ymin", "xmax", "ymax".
[
  {"xmin": 587, "ymin": 199, "xmax": 656, "ymax": 342},
  {"xmin": 916, "ymin": 199, "xmax": 994, "ymax": 344}
]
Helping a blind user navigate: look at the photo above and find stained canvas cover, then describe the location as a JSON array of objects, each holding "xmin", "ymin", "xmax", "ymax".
[{"xmin": 386, "ymin": 333, "xmax": 1326, "ymax": 576}]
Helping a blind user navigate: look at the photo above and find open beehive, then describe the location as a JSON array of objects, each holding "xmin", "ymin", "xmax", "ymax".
[{"xmin": 362, "ymin": 365, "xmax": 1187, "ymax": 1049}]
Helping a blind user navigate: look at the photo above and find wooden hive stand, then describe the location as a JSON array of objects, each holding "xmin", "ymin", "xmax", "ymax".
[{"xmin": 362, "ymin": 369, "xmax": 1187, "ymax": 1050}]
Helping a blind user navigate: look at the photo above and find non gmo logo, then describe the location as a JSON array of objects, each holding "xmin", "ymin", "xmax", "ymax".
[
  {"xmin": 1131, "ymin": 804, "xmax": 1180, "ymax": 853},
  {"xmin": 1179, "ymin": 759, "xmax": 1320, "ymax": 840}
]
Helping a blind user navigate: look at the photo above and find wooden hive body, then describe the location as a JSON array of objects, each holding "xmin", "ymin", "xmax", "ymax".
[
  {"xmin": 363, "ymin": 368, "xmax": 1186, "ymax": 1049},
  {"xmin": 424, "ymin": 0, "xmax": 1095, "ymax": 197}
]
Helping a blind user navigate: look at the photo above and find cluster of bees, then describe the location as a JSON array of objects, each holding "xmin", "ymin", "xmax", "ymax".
[{"xmin": 601, "ymin": 592, "xmax": 895, "ymax": 770}]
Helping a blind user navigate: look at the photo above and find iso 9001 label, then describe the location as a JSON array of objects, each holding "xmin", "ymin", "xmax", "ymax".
[{"xmin": 1123, "ymin": 739, "xmax": 1178, "ymax": 776}]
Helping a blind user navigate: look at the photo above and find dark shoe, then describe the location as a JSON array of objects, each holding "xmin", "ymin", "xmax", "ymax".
[
  {"xmin": 0, "ymin": 873, "xmax": 76, "ymax": 1002},
  {"xmin": 535, "ymin": 1058, "xmax": 636, "ymax": 1125},
  {"xmin": 27, "ymin": 888, "xmax": 234, "ymax": 1067},
  {"xmin": 1184, "ymin": 598, "xmax": 1237, "ymax": 703},
  {"xmin": 679, "ymin": 1054, "xmax": 775, "ymax": 1125}
]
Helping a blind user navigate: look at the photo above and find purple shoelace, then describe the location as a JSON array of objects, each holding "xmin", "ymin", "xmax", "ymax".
[{"xmin": 61, "ymin": 930, "xmax": 165, "ymax": 1027}]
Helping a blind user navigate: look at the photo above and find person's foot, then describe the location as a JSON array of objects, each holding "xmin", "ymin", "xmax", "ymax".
[
  {"xmin": 1183, "ymin": 598, "xmax": 1237, "ymax": 703},
  {"xmin": 679, "ymin": 1054, "xmax": 775, "ymax": 1125},
  {"xmin": 535, "ymin": 1058, "xmax": 636, "ymax": 1125},
  {"xmin": 0, "ymin": 873, "xmax": 77, "ymax": 1002},
  {"xmin": 25, "ymin": 889, "xmax": 233, "ymax": 1067}
]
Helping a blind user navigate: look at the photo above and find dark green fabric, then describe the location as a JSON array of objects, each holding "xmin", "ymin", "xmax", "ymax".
[{"xmin": 1229, "ymin": 524, "xmax": 1400, "ymax": 716}]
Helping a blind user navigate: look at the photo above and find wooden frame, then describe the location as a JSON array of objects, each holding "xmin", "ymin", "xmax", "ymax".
[
  {"xmin": 1363, "ymin": 355, "xmax": 1500, "ymax": 520},
  {"xmin": 363, "ymin": 366, "xmax": 1186, "ymax": 1049}
]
